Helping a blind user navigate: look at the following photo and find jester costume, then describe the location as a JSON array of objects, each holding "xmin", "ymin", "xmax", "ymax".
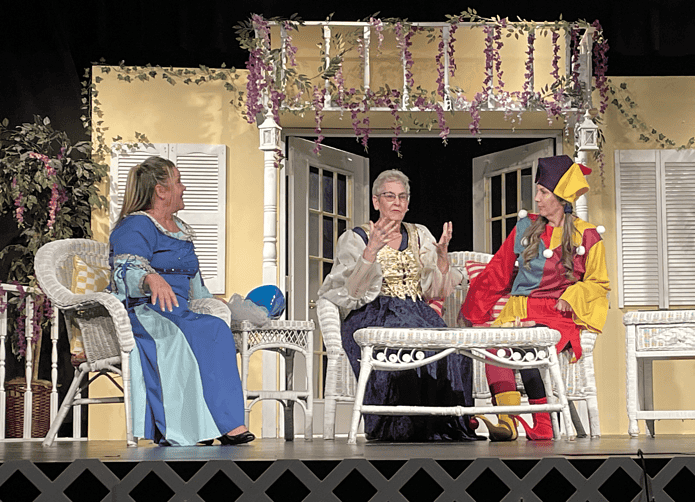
[
  {"xmin": 460, "ymin": 154, "xmax": 610, "ymax": 441},
  {"xmin": 318, "ymin": 222, "xmax": 480, "ymax": 441},
  {"xmin": 110, "ymin": 212, "xmax": 245, "ymax": 446}
]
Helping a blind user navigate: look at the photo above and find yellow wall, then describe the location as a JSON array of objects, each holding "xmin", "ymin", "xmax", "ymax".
[
  {"xmin": 90, "ymin": 67, "xmax": 266, "ymax": 439},
  {"xmin": 586, "ymin": 76, "xmax": 695, "ymax": 435}
]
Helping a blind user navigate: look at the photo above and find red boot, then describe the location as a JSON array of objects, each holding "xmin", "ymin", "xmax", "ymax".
[{"xmin": 516, "ymin": 397, "xmax": 553, "ymax": 440}]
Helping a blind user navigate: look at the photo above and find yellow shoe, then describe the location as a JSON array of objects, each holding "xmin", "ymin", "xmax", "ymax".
[{"xmin": 476, "ymin": 390, "xmax": 521, "ymax": 442}]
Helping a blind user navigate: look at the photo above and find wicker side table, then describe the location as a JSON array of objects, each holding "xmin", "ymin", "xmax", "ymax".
[
  {"xmin": 624, "ymin": 310, "xmax": 695, "ymax": 437},
  {"xmin": 231, "ymin": 319, "xmax": 314, "ymax": 441}
]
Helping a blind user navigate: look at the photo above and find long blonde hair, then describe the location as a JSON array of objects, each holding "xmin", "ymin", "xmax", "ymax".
[
  {"xmin": 520, "ymin": 198, "xmax": 578, "ymax": 283},
  {"xmin": 115, "ymin": 156, "xmax": 175, "ymax": 226}
]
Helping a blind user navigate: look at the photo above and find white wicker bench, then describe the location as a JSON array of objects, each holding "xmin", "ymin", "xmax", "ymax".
[
  {"xmin": 348, "ymin": 326, "xmax": 575, "ymax": 444},
  {"xmin": 624, "ymin": 310, "xmax": 695, "ymax": 436}
]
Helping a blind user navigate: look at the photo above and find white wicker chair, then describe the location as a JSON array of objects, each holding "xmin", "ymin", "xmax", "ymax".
[
  {"xmin": 35, "ymin": 238, "xmax": 231, "ymax": 447},
  {"xmin": 318, "ymin": 250, "xmax": 602, "ymax": 439}
]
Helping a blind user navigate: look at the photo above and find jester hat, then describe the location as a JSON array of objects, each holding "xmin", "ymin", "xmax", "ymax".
[{"xmin": 535, "ymin": 155, "xmax": 592, "ymax": 203}]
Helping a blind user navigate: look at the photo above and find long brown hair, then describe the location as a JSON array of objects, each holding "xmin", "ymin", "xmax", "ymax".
[
  {"xmin": 115, "ymin": 156, "xmax": 175, "ymax": 226},
  {"xmin": 520, "ymin": 198, "xmax": 578, "ymax": 283}
]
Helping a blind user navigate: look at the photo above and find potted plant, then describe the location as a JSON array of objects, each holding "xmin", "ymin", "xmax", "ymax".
[{"xmin": 0, "ymin": 115, "xmax": 108, "ymax": 437}]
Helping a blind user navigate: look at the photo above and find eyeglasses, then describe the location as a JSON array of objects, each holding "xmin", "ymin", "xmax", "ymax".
[{"xmin": 377, "ymin": 192, "xmax": 410, "ymax": 202}]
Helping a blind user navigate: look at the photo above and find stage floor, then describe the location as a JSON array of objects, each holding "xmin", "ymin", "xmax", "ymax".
[
  {"xmin": 2, "ymin": 436, "xmax": 694, "ymax": 501},
  {"xmin": 1, "ymin": 435, "xmax": 693, "ymax": 463}
]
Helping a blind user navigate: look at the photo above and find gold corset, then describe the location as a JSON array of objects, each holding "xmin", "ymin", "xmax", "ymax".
[{"xmin": 369, "ymin": 222, "xmax": 423, "ymax": 301}]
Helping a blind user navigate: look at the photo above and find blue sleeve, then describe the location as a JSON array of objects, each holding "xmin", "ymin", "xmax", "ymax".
[{"xmin": 110, "ymin": 216, "xmax": 158, "ymax": 298}]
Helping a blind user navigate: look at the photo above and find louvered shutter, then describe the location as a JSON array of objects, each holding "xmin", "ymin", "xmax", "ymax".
[
  {"xmin": 110, "ymin": 143, "xmax": 226, "ymax": 294},
  {"xmin": 170, "ymin": 144, "xmax": 226, "ymax": 294},
  {"xmin": 615, "ymin": 149, "xmax": 695, "ymax": 308},
  {"xmin": 662, "ymin": 150, "xmax": 695, "ymax": 306},
  {"xmin": 615, "ymin": 150, "xmax": 662, "ymax": 307}
]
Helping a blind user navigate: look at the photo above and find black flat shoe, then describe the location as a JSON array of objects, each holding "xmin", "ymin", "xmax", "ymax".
[{"xmin": 219, "ymin": 431, "xmax": 255, "ymax": 445}]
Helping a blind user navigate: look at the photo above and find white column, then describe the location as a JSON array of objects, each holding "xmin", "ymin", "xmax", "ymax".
[
  {"xmin": 258, "ymin": 110, "xmax": 282, "ymax": 438},
  {"xmin": 258, "ymin": 112, "xmax": 282, "ymax": 287}
]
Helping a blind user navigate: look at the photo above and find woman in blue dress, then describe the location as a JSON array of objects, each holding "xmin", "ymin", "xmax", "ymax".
[
  {"xmin": 318, "ymin": 170, "xmax": 480, "ymax": 441},
  {"xmin": 110, "ymin": 156, "xmax": 253, "ymax": 446}
]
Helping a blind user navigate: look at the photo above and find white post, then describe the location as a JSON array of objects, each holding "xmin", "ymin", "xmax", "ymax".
[
  {"xmin": 258, "ymin": 109, "xmax": 282, "ymax": 437},
  {"xmin": 259, "ymin": 110, "xmax": 282, "ymax": 286},
  {"xmin": 575, "ymin": 110, "xmax": 599, "ymax": 221}
]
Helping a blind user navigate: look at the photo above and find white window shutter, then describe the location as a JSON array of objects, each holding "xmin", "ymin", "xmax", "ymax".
[
  {"xmin": 662, "ymin": 150, "xmax": 695, "ymax": 306},
  {"xmin": 110, "ymin": 143, "xmax": 226, "ymax": 295},
  {"xmin": 170, "ymin": 144, "xmax": 226, "ymax": 295},
  {"xmin": 615, "ymin": 150, "xmax": 663, "ymax": 308},
  {"xmin": 110, "ymin": 144, "xmax": 168, "ymax": 224}
]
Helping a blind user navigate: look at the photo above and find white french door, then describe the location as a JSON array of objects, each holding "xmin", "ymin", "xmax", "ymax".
[
  {"xmin": 472, "ymin": 139, "xmax": 555, "ymax": 252},
  {"xmin": 286, "ymin": 137, "xmax": 369, "ymax": 435}
]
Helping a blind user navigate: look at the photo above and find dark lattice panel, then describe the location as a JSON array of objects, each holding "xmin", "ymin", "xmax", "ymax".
[{"xmin": 0, "ymin": 456, "xmax": 691, "ymax": 502}]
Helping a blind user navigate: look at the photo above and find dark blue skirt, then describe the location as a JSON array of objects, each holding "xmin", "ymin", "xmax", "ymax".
[{"xmin": 342, "ymin": 296, "xmax": 480, "ymax": 441}]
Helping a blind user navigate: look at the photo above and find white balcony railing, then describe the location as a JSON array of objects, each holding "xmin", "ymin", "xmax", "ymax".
[{"xmin": 0, "ymin": 282, "xmax": 83, "ymax": 441}]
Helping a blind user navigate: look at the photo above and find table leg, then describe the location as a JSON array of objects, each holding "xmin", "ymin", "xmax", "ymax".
[
  {"xmin": 626, "ymin": 325, "xmax": 640, "ymax": 437},
  {"xmin": 348, "ymin": 345, "xmax": 373, "ymax": 444},
  {"xmin": 639, "ymin": 358, "xmax": 655, "ymax": 437},
  {"xmin": 284, "ymin": 349, "xmax": 295, "ymax": 441},
  {"xmin": 548, "ymin": 348, "xmax": 575, "ymax": 441}
]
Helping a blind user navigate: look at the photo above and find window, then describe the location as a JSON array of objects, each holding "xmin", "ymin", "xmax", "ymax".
[
  {"xmin": 110, "ymin": 143, "xmax": 227, "ymax": 294},
  {"xmin": 615, "ymin": 149, "xmax": 695, "ymax": 308}
]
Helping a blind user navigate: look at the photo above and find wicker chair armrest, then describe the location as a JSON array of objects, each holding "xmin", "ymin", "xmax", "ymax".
[
  {"xmin": 73, "ymin": 292, "xmax": 136, "ymax": 354},
  {"xmin": 317, "ymin": 297, "xmax": 343, "ymax": 353},
  {"xmin": 190, "ymin": 298, "xmax": 232, "ymax": 327}
]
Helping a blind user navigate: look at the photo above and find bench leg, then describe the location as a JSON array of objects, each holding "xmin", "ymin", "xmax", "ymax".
[{"xmin": 348, "ymin": 346, "xmax": 373, "ymax": 444}]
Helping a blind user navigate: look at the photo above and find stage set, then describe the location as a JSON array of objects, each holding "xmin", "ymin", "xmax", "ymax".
[{"xmin": 0, "ymin": 435, "xmax": 693, "ymax": 501}]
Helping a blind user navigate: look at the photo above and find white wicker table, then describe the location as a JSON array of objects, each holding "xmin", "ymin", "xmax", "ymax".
[
  {"xmin": 348, "ymin": 325, "xmax": 575, "ymax": 444},
  {"xmin": 231, "ymin": 319, "xmax": 314, "ymax": 441},
  {"xmin": 624, "ymin": 310, "xmax": 695, "ymax": 437}
]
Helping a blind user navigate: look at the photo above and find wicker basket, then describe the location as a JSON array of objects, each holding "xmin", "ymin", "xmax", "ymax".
[{"xmin": 6, "ymin": 377, "xmax": 51, "ymax": 438}]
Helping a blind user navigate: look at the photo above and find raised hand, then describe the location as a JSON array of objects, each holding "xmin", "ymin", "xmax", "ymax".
[
  {"xmin": 434, "ymin": 222, "xmax": 453, "ymax": 273},
  {"xmin": 363, "ymin": 218, "xmax": 400, "ymax": 262},
  {"xmin": 145, "ymin": 273, "xmax": 179, "ymax": 312},
  {"xmin": 434, "ymin": 221, "xmax": 453, "ymax": 258}
]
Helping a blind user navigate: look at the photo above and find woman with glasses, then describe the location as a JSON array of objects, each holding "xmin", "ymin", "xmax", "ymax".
[{"xmin": 318, "ymin": 169, "xmax": 480, "ymax": 442}]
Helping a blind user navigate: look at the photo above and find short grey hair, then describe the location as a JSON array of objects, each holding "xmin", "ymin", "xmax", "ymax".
[{"xmin": 372, "ymin": 169, "xmax": 410, "ymax": 197}]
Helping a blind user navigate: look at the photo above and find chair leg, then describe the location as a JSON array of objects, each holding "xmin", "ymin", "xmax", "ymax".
[
  {"xmin": 121, "ymin": 352, "xmax": 137, "ymax": 447},
  {"xmin": 323, "ymin": 355, "xmax": 340, "ymax": 440},
  {"xmin": 43, "ymin": 367, "xmax": 88, "ymax": 447}
]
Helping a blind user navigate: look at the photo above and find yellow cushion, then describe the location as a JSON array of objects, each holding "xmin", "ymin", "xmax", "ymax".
[{"xmin": 69, "ymin": 256, "xmax": 110, "ymax": 354}]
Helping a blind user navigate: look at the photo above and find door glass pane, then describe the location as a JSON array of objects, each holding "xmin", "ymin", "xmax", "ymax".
[
  {"xmin": 521, "ymin": 168, "xmax": 533, "ymax": 211},
  {"xmin": 505, "ymin": 171, "xmax": 518, "ymax": 215},
  {"xmin": 492, "ymin": 219, "xmax": 502, "ymax": 253},
  {"xmin": 491, "ymin": 175, "xmax": 502, "ymax": 217},
  {"xmin": 309, "ymin": 259, "xmax": 320, "ymax": 303},
  {"xmin": 309, "ymin": 166, "xmax": 319, "ymax": 210},
  {"xmin": 505, "ymin": 217, "xmax": 517, "ymax": 238},
  {"xmin": 323, "ymin": 216, "xmax": 334, "ymax": 260},
  {"xmin": 337, "ymin": 174, "xmax": 347, "ymax": 216},
  {"xmin": 309, "ymin": 212, "xmax": 319, "ymax": 256},
  {"xmin": 323, "ymin": 171, "xmax": 333, "ymax": 213}
]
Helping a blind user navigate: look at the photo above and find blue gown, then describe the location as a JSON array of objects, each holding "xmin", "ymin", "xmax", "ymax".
[{"xmin": 110, "ymin": 212, "xmax": 244, "ymax": 446}]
